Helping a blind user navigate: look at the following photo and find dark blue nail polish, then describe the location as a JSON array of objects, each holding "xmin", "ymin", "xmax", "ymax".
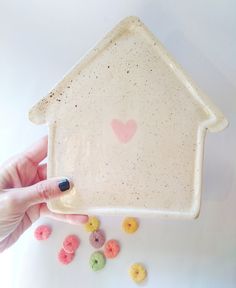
[{"xmin": 58, "ymin": 179, "xmax": 70, "ymax": 192}]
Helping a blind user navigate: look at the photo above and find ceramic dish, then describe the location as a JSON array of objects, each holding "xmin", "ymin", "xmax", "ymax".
[{"xmin": 29, "ymin": 16, "xmax": 228, "ymax": 218}]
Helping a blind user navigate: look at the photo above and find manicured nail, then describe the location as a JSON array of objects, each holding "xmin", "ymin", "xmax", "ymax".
[{"xmin": 58, "ymin": 179, "xmax": 70, "ymax": 192}]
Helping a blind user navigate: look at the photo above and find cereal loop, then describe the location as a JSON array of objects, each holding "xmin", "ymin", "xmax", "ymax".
[
  {"xmin": 84, "ymin": 216, "xmax": 100, "ymax": 232},
  {"xmin": 104, "ymin": 239, "xmax": 120, "ymax": 259},
  {"xmin": 89, "ymin": 230, "xmax": 106, "ymax": 249},
  {"xmin": 63, "ymin": 235, "xmax": 80, "ymax": 253},
  {"xmin": 129, "ymin": 263, "xmax": 147, "ymax": 283},
  {"xmin": 34, "ymin": 225, "xmax": 52, "ymax": 240},
  {"xmin": 58, "ymin": 248, "xmax": 75, "ymax": 265},
  {"xmin": 89, "ymin": 251, "xmax": 106, "ymax": 271},
  {"xmin": 122, "ymin": 217, "xmax": 139, "ymax": 233}
]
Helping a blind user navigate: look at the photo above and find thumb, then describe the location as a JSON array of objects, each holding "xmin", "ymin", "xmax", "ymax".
[{"xmin": 13, "ymin": 178, "xmax": 72, "ymax": 208}]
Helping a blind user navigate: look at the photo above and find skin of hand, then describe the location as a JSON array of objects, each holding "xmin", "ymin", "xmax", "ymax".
[{"xmin": 0, "ymin": 136, "xmax": 88, "ymax": 252}]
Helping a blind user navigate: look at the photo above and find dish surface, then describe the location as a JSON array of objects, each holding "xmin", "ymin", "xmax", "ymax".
[{"xmin": 29, "ymin": 16, "xmax": 228, "ymax": 218}]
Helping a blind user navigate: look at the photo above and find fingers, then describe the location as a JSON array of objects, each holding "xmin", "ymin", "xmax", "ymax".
[
  {"xmin": 10, "ymin": 178, "xmax": 72, "ymax": 208},
  {"xmin": 0, "ymin": 213, "xmax": 33, "ymax": 252},
  {"xmin": 23, "ymin": 136, "xmax": 48, "ymax": 164},
  {"xmin": 37, "ymin": 163, "xmax": 47, "ymax": 181},
  {"xmin": 40, "ymin": 204, "xmax": 88, "ymax": 224}
]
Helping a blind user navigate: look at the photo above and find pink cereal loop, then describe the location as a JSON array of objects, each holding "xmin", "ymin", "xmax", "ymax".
[
  {"xmin": 34, "ymin": 225, "xmax": 52, "ymax": 240},
  {"xmin": 63, "ymin": 235, "xmax": 80, "ymax": 253},
  {"xmin": 104, "ymin": 239, "xmax": 120, "ymax": 259},
  {"xmin": 58, "ymin": 248, "xmax": 75, "ymax": 265}
]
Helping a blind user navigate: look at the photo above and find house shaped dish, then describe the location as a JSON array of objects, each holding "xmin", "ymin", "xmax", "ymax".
[{"xmin": 29, "ymin": 16, "xmax": 228, "ymax": 218}]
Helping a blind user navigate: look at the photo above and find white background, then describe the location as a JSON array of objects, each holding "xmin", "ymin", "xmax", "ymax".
[{"xmin": 0, "ymin": 0, "xmax": 236, "ymax": 287}]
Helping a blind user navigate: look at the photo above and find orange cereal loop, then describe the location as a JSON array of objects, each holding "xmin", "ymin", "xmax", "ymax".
[
  {"xmin": 122, "ymin": 217, "xmax": 139, "ymax": 233},
  {"xmin": 84, "ymin": 216, "xmax": 100, "ymax": 232},
  {"xmin": 129, "ymin": 263, "xmax": 147, "ymax": 283},
  {"xmin": 104, "ymin": 239, "xmax": 120, "ymax": 259}
]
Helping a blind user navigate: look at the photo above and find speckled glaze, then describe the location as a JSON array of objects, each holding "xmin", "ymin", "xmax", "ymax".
[{"xmin": 29, "ymin": 16, "xmax": 228, "ymax": 218}]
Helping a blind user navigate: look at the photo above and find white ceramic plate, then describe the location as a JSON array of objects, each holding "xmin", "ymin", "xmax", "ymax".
[{"xmin": 29, "ymin": 16, "xmax": 228, "ymax": 218}]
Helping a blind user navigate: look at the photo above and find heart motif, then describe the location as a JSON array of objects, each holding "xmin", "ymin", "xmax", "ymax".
[{"xmin": 111, "ymin": 119, "xmax": 137, "ymax": 143}]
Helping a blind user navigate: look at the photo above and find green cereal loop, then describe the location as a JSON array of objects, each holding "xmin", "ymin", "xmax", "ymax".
[{"xmin": 89, "ymin": 251, "xmax": 106, "ymax": 271}]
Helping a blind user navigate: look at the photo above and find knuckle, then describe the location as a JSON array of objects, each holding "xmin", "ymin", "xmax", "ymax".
[
  {"xmin": 36, "ymin": 182, "xmax": 49, "ymax": 201},
  {"xmin": 4, "ymin": 194, "xmax": 19, "ymax": 212}
]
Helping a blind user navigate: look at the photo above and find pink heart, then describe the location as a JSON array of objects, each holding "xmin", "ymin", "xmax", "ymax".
[{"xmin": 111, "ymin": 119, "xmax": 137, "ymax": 143}]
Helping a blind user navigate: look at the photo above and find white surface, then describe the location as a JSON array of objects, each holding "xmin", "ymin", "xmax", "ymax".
[{"xmin": 0, "ymin": 0, "xmax": 235, "ymax": 287}]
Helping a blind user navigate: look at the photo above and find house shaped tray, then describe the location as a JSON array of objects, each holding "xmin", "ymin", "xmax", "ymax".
[{"xmin": 29, "ymin": 16, "xmax": 228, "ymax": 218}]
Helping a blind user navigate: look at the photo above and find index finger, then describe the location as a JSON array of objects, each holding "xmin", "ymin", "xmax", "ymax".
[{"xmin": 23, "ymin": 136, "xmax": 48, "ymax": 164}]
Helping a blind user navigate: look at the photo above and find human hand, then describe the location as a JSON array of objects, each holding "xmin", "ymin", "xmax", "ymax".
[{"xmin": 0, "ymin": 136, "xmax": 88, "ymax": 252}]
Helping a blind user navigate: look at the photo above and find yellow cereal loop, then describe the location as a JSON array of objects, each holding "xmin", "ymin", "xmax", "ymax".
[
  {"xmin": 129, "ymin": 263, "xmax": 147, "ymax": 283},
  {"xmin": 84, "ymin": 216, "xmax": 100, "ymax": 232},
  {"xmin": 122, "ymin": 217, "xmax": 139, "ymax": 233}
]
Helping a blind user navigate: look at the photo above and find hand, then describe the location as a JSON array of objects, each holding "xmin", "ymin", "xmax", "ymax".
[{"xmin": 0, "ymin": 136, "xmax": 88, "ymax": 252}]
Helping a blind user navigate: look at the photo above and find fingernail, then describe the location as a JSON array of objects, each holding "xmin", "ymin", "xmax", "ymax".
[
  {"xmin": 67, "ymin": 215, "xmax": 89, "ymax": 224},
  {"xmin": 58, "ymin": 179, "xmax": 70, "ymax": 192},
  {"xmin": 78, "ymin": 215, "xmax": 89, "ymax": 224}
]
